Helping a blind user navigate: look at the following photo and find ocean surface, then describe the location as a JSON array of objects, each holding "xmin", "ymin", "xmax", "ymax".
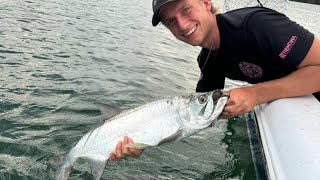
[{"xmin": 0, "ymin": 0, "xmax": 319, "ymax": 179}]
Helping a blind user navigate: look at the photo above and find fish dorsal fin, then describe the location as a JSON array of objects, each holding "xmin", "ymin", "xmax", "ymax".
[
  {"xmin": 94, "ymin": 102, "xmax": 123, "ymax": 119},
  {"xmin": 48, "ymin": 154, "xmax": 65, "ymax": 168},
  {"xmin": 80, "ymin": 104, "xmax": 124, "ymax": 148}
]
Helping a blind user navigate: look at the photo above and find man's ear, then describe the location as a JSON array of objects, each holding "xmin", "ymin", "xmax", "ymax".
[{"xmin": 202, "ymin": 0, "xmax": 212, "ymax": 11}]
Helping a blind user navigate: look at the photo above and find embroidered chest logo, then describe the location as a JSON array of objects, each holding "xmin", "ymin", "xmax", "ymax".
[{"xmin": 239, "ymin": 62, "xmax": 263, "ymax": 78}]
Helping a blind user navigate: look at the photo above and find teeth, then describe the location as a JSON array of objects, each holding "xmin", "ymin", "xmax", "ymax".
[{"xmin": 184, "ymin": 25, "xmax": 196, "ymax": 36}]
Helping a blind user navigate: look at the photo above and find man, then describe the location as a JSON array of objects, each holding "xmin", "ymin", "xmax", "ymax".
[{"xmin": 110, "ymin": 0, "xmax": 320, "ymax": 160}]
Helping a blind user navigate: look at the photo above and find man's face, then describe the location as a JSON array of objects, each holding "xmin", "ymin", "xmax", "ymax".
[{"xmin": 159, "ymin": 0, "xmax": 213, "ymax": 46}]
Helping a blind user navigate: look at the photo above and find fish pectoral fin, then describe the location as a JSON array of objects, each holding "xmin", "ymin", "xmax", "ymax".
[
  {"xmin": 125, "ymin": 143, "xmax": 154, "ymax": 150},
  {"xmin": 84, "ymin": 157, "xmax": 108, "ymax": 180},
  {"xmin": 158, "ymin": 129, "xmax": 183, "ymax": 146}
]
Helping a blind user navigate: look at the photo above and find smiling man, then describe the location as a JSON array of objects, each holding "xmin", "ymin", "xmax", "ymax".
[
  {"xmin": 110, "ymin": 0, "xmax": 320, "ymax": 160},
  {"xmin": 155, "ymin": 0, "xmax": 218, "ymax": 48}
]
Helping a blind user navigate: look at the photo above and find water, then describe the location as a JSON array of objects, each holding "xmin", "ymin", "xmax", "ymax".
[{"xmin": 0, "ymin": 0, "xmax": 319, "ymax": 179}]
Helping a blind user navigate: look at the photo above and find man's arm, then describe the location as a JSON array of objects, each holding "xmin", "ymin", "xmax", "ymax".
[{"xmin": 221, "ymin": 37, "xmax": 320, "ymax": 119}]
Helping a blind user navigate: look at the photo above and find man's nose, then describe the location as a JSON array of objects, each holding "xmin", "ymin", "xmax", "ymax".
[{"xmin": 177, "ymin": 16, "xmax": 189, "ymax": 31}]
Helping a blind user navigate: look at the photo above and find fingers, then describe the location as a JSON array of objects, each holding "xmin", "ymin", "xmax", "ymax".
[
  {"xmin": 220, "ymin": 106, "xmax": 239, "ymax": 119},
  {"xmin": 220, "ymin": 101, "xmax": 250, "ymax": 119},
  {"xmin": 121, "ymin": 136, "xmax": 132, "ymax": 156},
  {"xmin": 220, "ymin": 100, "xmax": 242, "ymax": 119},
  {"xmin": 110, "ymin": 141, "xmax": 124, "ymax": 161},
  {"xmin": 223, "ymin": 91, "xmax": 234, "ymax": 106},
  {"xmin": 110, "ymin": 136, "xmax": 143, "ymax": 161},
  {"xmin": 220, "ymin": 105, "xmax": 235, "ymax": 119},
  {"xmin": 220, "ymin": 88, "xmax": 257, "ymax": 119},
  {"xmin": 127, "ymin": 138, "xmax": 143, "ymax": 157},
  {"xmin": 116, "ymin": 140, "xmax": 125, "ymax": 158}
]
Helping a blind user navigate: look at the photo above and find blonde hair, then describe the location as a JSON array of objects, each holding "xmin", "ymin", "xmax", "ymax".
[{"xmin": 210, "ymin": 1, "xmax": 219, "ymax": 14}]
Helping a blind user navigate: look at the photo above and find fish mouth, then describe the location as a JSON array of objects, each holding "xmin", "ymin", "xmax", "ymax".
[
  {"xmin": 199, "ymin": 103, "xmax": 213, "ymax": 120},
  {"xmin": 200, "ymin": 90, "xmax": 223, "ymax": 120},
  {"xmin": 178, "ymin": 90, "xmax": 224, "ymax": 127},
  {"xmin": 211, "ymin": 90, "xmax": 223, "ymax": 101}
]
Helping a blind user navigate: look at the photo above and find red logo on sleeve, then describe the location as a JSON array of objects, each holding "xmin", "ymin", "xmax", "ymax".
[{"xmin": 279, "ymin": 36, "xmax": 298, "ymax": 59}]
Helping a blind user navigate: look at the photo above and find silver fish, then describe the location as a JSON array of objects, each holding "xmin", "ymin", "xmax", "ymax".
[{"xmin": 52, "ymin": 90, "xmax": 228, "ymax": 180}]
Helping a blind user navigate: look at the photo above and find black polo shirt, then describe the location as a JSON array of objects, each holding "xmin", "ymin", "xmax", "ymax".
[{"xmin": 196, "ymin": 7, "xmax": 315, "ymax": 97}]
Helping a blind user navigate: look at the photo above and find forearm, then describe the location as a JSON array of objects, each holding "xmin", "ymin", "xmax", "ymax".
[{"xmin": 249, "ymin": 65, "xmax": 320, "ymax": 105}]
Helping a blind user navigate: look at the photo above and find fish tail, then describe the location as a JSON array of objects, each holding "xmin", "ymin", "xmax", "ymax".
[
  {"xmin": 49, "ymin": 154, "xmax": 75, "ymax": 180},
  {"xmin": 83, "ymin": 157, "xmax": 109, "ymax": 180},
  {"xmin": 56, "ymin": 164, "xmax": 73, "ymax": 180},
  {"xmin": 50, "ymin": 153, "xmax": 109, "ymax": 180}
]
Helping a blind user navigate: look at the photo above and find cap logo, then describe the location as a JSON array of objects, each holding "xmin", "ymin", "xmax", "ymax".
[{"xmin": 154, "ymin": 0, "xmax": 158, "ymax": 6}]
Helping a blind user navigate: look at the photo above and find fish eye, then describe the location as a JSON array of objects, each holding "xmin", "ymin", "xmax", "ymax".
[{"xmin": 198, "ymin": 95, "xmax": 207, "ymax": 104}]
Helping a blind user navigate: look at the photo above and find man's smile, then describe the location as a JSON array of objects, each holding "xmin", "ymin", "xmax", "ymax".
[{"xmin": 183, "ymin": 24, "xmax": 197, "ymax": 37}]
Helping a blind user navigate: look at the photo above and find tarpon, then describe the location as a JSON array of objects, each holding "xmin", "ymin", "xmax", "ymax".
[{"xmin": 51, "ymin": 90, "xmax": 228, "ymax": 180}]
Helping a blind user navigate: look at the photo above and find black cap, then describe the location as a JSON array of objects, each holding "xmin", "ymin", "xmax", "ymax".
[{"xmin": 152, "ymin": 0, "xmax": 177, "ymax": 26}]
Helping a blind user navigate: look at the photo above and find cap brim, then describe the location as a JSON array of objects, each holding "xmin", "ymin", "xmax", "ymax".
[
  {"xmin": 152, "ymin": 9, "xmax": 161, "ymax": 26},
  {"xmin": 152, "ymin": 0, "xmax": 176, "ymax": 26}
]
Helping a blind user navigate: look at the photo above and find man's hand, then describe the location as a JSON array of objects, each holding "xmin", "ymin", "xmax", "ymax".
[
  {"xmin": 220, "ymin": 87, "xmax": 258, "ymax": 119},
  {"xmin": 110, "ymin": 136, "xmax": 143, "ymax": 161}
]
